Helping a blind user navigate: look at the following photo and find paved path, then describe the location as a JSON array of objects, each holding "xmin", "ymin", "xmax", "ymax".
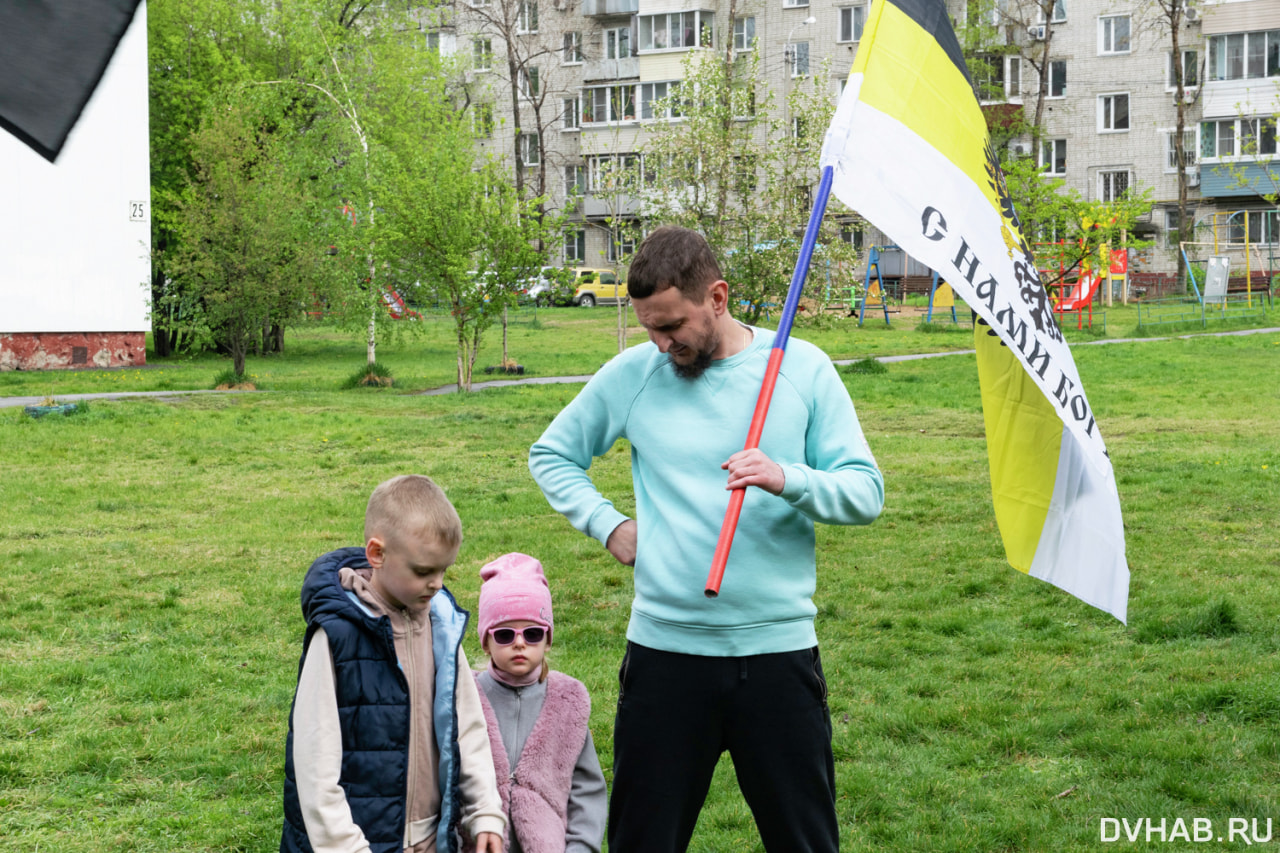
[
  {"xmin": 419, "ymin": 325, "xmax": 1280, "ymax": 393},
  {"xmin": 3, "ymin": 327, "xmax": 1276, "ymax": 406},
  {"xmin": 0, "ymin": 389, "xmax": 256, "ymax": 410}
]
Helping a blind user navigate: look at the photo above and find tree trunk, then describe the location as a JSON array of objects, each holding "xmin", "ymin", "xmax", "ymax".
[
  {"xmin": 502, "ymin": 305, "xmax": 509, "ymax": 363},
  {"xmin": 1172, "ymin": 3, "xmax": 1190, "ymax": 294},
  {"xmin": 466, "ymin": 328, "xmax": 483, "ymax": 392},
  {"xmin": 508, "ymin": 50, "xmax": 525, "ymax": 198},
  {"xmin": 151, "ymin": 264, "xmax": 175, "ymax": 357}
]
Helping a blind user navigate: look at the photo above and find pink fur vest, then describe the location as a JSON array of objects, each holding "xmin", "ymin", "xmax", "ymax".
[{"xmin": 474, "ymin": 671, "xmax": 591, "ymax": 853}]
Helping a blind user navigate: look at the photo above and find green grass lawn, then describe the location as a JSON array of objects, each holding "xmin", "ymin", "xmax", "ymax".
[
  {"xmin": 0, "ymin": 325, "xmax": 1277, "ymax": 851},
  {"xmin": 6, "ymin": 296, "xmax": 1261, "ymax": 400}
]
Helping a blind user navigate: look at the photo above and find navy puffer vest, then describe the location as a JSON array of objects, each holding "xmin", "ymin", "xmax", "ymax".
[{"xmin": 281, "ymin": 547, "xmax": 469, "ymax": 853}]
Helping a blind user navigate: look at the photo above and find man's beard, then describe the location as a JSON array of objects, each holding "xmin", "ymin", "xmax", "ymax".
[
  {"xmin": 669, "ymin": 319, "xmax": 719, "ymax": 380},
  {"xmin": 671, "ymin": 348, "xmax": 714, "ymax": 380}
]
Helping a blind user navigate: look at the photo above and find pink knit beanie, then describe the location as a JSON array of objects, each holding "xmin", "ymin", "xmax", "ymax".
[{"xmin": 477, "ymin": 553, "xmax": 553, "ymax": 644}]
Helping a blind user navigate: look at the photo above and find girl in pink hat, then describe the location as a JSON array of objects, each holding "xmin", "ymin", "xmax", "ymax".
[{"xmin": 469, "ymin": 553, "xmax": 606, "ymax": 853}]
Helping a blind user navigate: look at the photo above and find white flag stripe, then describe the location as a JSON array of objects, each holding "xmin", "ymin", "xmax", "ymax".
[
  {"xmin": 1029, "ymin": 423, "xmax": 1129, "ymax": 622},
  {"xmin": 820, "ymin": 87, "xmax": 1111, "ymax": 478}
]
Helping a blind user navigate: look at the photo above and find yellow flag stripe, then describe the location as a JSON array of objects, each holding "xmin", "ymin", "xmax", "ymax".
[
  {"xmin": 974, "ymin": 327, "xmax": 1061, "ymax": 572},
  {"xmin": 853, "ymin": 0, "xmax": 991, "ymax": 195}
]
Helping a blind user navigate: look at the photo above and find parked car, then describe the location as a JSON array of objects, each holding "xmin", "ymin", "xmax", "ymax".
[
  {"xmin": 570, "ymin": 267, "xmax": 628, "ymax": 307},
  {"xmin": 523, "ymin": 267, "xmax": 576, "ymax": 307}
]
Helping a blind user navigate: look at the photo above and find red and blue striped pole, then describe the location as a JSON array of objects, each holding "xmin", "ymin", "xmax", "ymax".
[{"xmin": 705, "ymin": 165, "xmax": 836, "ymax": 597}]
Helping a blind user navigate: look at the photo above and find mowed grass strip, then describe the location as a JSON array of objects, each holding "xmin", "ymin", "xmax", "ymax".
[
  {"xmin": 0, "ymin": 332, "xmax": 1277, "ymax": 851},
  {"xmin": 1, "ymin": 298, "xmax": 1240, "ymax": 399}
]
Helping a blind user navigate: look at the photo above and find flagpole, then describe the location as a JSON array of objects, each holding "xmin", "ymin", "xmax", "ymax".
[{"xmin": 705, "ymin": 165, "xmax": 835, "ymax": 598}]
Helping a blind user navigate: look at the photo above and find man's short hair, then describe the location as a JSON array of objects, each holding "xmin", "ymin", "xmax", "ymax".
[
  {"xmin": 364, "ymin": 474, "xmax": 462, "ymax": 549},
  {"xmin": 627, "ymin": 226, "xmax": 723, "ymax": 302}
]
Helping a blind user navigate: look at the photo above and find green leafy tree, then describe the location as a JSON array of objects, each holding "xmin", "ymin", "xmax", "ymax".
[
  {"xmin": 163, "ymin": 98, "xmax": 323, "ymax": 378},
  {"xmin": 374, "ymin": 60, "xmax": 557, "ymax": 391},
  {"xmin": 640, "ymin": 45, "xmax": 856, "ymax": 324},
  {"xmin": 1001, "ymin": 154, "xmax": 1154, "ymax": 289},
  {"xmin": 148, "ymin": 0, "xmax": 279, "ymax": 356}
]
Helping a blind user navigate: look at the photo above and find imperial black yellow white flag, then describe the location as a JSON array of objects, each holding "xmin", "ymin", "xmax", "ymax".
[{"xmin": 819, "ymin": 0, "xmax": 1129, "ymax": 621}]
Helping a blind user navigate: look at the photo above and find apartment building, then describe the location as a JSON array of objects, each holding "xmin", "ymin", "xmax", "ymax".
[{"xmin": 432, "ymin": 0, "xmax": 1280, "ymax": 274}]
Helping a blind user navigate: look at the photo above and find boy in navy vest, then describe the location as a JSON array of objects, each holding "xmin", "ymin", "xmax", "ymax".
[{"xmin": 282, "ymin": 475, "xmax": 506, "ymax": 853}]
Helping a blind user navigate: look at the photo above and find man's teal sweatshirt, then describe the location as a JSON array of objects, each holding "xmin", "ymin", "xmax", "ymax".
[{"xmin": 529, "ymin": 327, "xmax": 884, "ymax": 657}]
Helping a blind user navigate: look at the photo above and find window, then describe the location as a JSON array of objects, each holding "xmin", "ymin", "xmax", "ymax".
[
  {"xmin": 583, "ymin": 84, "xmax": 637, "ymax": 124},
  {"xmin": 640, "ymin": 81, "xmax": 681, "ymax": 120},
  {"xmin": 563, "ymin": 32, "xmax": 583, "ymax": 64},
  {"xmin": 734, "ymin": 155, "xmax": 758, "ymax": 194},
  {"xmin": 1201, "ymin": 117, "xmax": 1277, "ymax": 159},
  {"xmin": 519, "ymin": 67, "xmax": 540, "ymax": 98},
  {"xmin": 607, "ymin": 231, "xmax": 636, "ymax": 261},
  {"xmin": 733, "ymin": 81, "xmax": 757, "ymax": 118},
  {"xmin": 1038, "ymin": 0, "xmax": 1066, "ymax": 23},
  {"xmin": 1047, "ymin": 59, "xmax": 1066, "ymax": 98},
  {"xmin": 473, "ymin": 38, "xmax": 492, "ymax": 71},
  {"xmin": 1098, "ymin": 93, "xmax": 1129, "ymax": 132},
  {"xmin": 1006, "ymin": 56, "xmax": 1021, "ymax": 101},
  {"xmin": 839, "ymin": 5, "xmax": 868, "ymax": 42},
  {"xmin": 1099, "ymin": 15, "xmax": 1131, "ymax": 55},
  {"xmin": 519, "ymin": 133, "xmax": 540, "ymax": 167},
  {"xmin": 1192, "ymin": 211, "xmax": 1280, "ymax": 247},
  {"xmin": 604, "ymin": 26, "xmax": 631, "ymax": 59},
  {"xmin": 1207, "ymin": 31, "xmax": 1280, "ymax": 81},
  {"xmin": 734, "ymin": 16, "xmax": 756, "ymax": 50},
  {"xmin": 1239, "ymin": 209, "xmax": 1280, "ymax": 244},
  {"xmin": 1098, "ymin": 169, "xmax": 1129, "ymax": 202},
  {"xmin": 517, "ymin": 0, "xmax": 538, "ymax": 34},
  {"xmin": 426, "ymin": 31, "xmax": 455, "ymax": 54},
  {"xmin": 792, "ymin": 115, "xmax": 808, "ymax": 141},
  {"xmin": 588, "ymin": 154, "xmax": 642, "ymax": 192},
  {"xmin": 841, "ymin": 222, "xmax": 865, "ymax": 251},
  {"xmin": 1040, "ymin": 138, "xmax": 1066, "ymax": 175},
  {"xmin": 564, "ymin": 229, "xmax": 586, "ymax": 262},
  {"xmin": 793, "ymin": 184, "xmax": 813, "ymax": 215},
  {"xmin": 1242, "ymin": 117, "xmax": 1278, "ymax": 156},
  {"xmin": 1164, "ymin": 129, "xmax": 1197, "ymax": 171},
  {"xmin": 564, "ymin": 165, "xmax": 587, "ymax": 196},
  {"xmin": 562, "ymin": 97, "xmax": 581, "ymax": 130},
  {"xmin": 472, "ymin": 103, "xmax": 494, "ymax": 138},
  {"xmin": 470, "ymin": 0, "xmax": 490, "ymax": 7},
  {"xmin": 974, "ymin": 52, "xmax": 1005, "ymax": 102},
  {"xmin": 1164, "ymin": 209, "xmax": 1186, "ymax": 249},
  {"xmin": 1167, "ymin": 50, "xmax": 1198, "ymax": 89},
  {"xmin": 637, "ymin": 11, "xmax": 714, "ymax": 52},
  {"xmin": 789, "ymin": 41, "xmax": 810, "ymax": 77},
  {"xmin": 784, "ymin": 0, "xmax": 809, "ymax": 8}
]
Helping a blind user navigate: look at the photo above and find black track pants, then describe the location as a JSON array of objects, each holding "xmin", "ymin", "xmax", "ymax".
[{"xmin": 607, "ymin": 642, "xmax": 839, "ymax": 853}]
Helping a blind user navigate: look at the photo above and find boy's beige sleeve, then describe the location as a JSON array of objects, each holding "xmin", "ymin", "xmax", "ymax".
[
  {"xmin": 293, "ymin": 627, "xmax": 374, "ymax": 853},
  {"xmin": 454, "ymin": 648, "xmax": 507, "ymax": 840}
]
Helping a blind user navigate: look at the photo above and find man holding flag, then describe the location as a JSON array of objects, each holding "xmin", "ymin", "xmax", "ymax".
[{"xmin": 529, "ymin": 225, "xmax": 884, "ymax": 852}]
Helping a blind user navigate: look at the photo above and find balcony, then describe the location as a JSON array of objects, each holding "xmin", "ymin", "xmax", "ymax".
[
  {"xmin": 1198, "ymin": 162, "xmax": 1280, "ymax": 197},
  {"xmin": 583, "ymin": 195, "xmax": 643, "ymax": 217},
  {"xmin": 581, "ymin": 0, "xmax": 638, "ymax": 16},
  {"xmin": 583, "ymin": 56, "xmax": 639, "ymax": 82}
]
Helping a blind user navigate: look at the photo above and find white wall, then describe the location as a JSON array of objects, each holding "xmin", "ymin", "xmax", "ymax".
[{"xmin": 0, "ymin": 2, "xmax": 150, "ymax": 334}]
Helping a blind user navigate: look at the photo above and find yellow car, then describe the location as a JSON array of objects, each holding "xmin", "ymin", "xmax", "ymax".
[{"xmin": 571, "ymin": 268, "xmax": 628, "ymax": 307}]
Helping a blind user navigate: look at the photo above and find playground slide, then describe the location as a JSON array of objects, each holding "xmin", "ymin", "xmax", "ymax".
[{"xmin": 1056, "ymin": 272, "xmax": 1101, "ymax": 311}]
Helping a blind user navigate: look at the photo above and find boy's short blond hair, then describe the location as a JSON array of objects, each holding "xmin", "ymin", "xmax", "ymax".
[{"xmin": 364, "ymin": 475, "xmax": 463, "ymax": 550}]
